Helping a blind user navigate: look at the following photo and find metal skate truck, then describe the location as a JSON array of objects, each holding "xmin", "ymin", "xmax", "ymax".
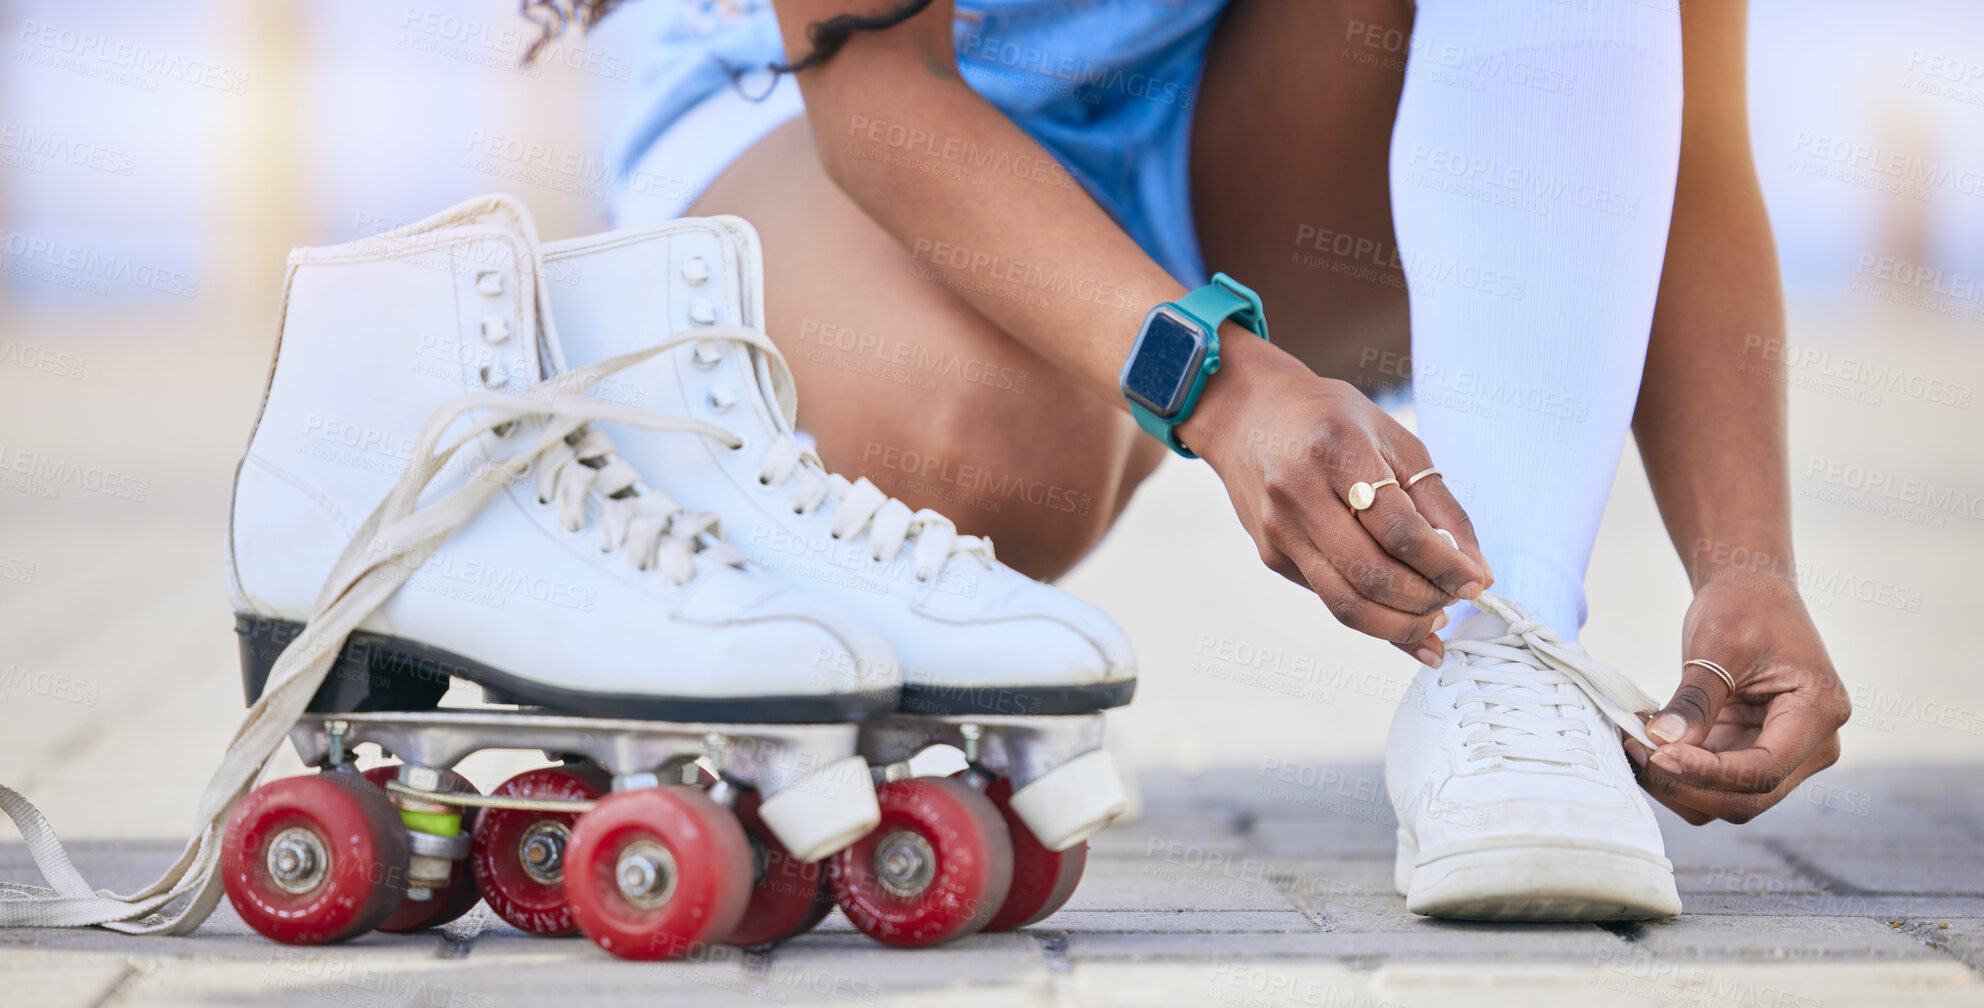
[{"xmin": 0, "ymin": 195, "xmax": 1134, "ymax": 960}]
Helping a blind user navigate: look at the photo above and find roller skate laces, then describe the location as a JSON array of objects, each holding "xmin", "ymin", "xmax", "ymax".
[
  {"xmin": 0, "ymin": 330, "xmax": 776, "ymax": 934},
  {"xmin": 755, "ymin": 431, "xmax": 995, "ymax": 583}
]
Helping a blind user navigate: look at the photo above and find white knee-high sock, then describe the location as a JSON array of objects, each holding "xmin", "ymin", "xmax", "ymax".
[{"xmin": 1388, "ymin": 0, "xmax": 1683, "ymax": 638}]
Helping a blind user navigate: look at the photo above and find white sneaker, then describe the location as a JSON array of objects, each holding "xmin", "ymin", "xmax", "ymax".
[
  {"xmin": 227, "ymin": 195, "xmax": 901, "ymax": 722},
  {"xmin": 1385, "ymin": 592, "xmax": 1682, "ymax": 920},
  {"xmin": 539, "ymin": 219, "xmax": 1137, "ymax": 717}
]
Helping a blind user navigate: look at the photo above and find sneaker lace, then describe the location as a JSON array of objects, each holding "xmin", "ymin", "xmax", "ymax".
[
  {"xmin": 756, "ymin": 433, "xmax": 994, "ymax": 583},
  {"xmin": 0, "ymin": 332, "xmax": 746, "ymax": 934},
  {"xmin": 1440, "ymin": 591, "xmax": 1661, "ymax": 769}
]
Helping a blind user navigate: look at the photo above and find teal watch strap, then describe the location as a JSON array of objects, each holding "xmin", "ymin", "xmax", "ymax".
[
  {"xmin": 1130, "ymin": 272, "xmax": 1270, "ymax": 459},
  {"xmin": 1177, "ymin": 273, "xmax": 1269, "ymax": 346}
]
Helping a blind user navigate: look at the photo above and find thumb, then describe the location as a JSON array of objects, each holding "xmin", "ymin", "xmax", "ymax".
[{"xmin": 1647, "ymin": 658, "xmax": 1735, "ymax": 747}]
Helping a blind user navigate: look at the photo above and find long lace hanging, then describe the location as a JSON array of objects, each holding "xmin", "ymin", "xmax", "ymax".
[{"xmin": 0, "ymin": 335, "xmax": 749, "ymax": 933}]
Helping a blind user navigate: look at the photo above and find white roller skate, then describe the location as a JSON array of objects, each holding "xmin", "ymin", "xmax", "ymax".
[
  {"xmin": 540, "ymin": 218, "xmax": 1136, "ymax": 944},
  {"xmin": 0, "ymin": 195, "xmax": 899, "ymax": 960}
]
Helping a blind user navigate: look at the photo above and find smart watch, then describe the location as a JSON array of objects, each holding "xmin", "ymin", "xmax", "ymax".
[{"xmin": 1118, "ymin": 272, "xmax": 1269, "ymax": 458}]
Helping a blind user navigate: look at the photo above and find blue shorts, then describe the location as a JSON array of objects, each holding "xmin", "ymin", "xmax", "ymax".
[{"xmin": 610, "ymin": 0, "xmax": 1231, "ymax": 285}]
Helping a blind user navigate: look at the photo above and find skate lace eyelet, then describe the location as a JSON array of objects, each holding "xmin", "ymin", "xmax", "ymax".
[
  {"xmin": 915, "ymin": 572, "xmax": 931, "ymax": 583},
  {"xmin": 757, "ymin": 475, "xmax": 771, "ymax": 486},
  {"xmin": 829, "ymin": 531, "xmax": 842, "ymax": 540}
]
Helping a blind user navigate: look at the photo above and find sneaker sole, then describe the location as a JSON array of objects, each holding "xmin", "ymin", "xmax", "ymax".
[{"xmin": 1397, "ymin": 832, "xmax": 1682, "ymax": 921}]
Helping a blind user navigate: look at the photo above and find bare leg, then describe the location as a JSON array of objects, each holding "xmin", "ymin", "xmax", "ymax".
[
  {"xmin": 689, "ymin": 119, "xmax": 1163, "ymax": 582},
  {"xmin": 1192, "ymin": 0, "xmax": 1417, "ymax": 387}
]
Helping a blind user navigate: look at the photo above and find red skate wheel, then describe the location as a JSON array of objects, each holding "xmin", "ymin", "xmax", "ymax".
[
  {"xmin": 724, "ymin": 788, "xmax": 833, "ymax": 947},
  {"xmin": 361, "ymin": 765, "xmax": 484, "ymax": 933},
  {"xmin": 830, "ymin": 776, "xmax": 1013, "ymax": 948},
  {"xmin": 977, "ymin": 776, "xmax": 1087, "ymax": 931},
  {"xmin": 471, "ymin": 762, "xmax": 610, "ymax": 935},
  {"xmin": 221, "ymin": 771, "xmax": 410, "ymax": 945},
  {"xmin": 565, "ymin": 786, "xmax": 754, "ymax": 960}
]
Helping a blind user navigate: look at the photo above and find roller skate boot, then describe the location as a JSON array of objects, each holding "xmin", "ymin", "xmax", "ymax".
[
  {"xmin": 541, "ymin": 218, "xmax": 1136, "ymax": 945},
  {"xmin": 0, "ymin": 195, "xmax": 917, "ymax": 961}
]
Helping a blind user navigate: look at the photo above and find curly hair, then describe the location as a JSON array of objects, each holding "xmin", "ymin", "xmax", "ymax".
[{"xmin": 519, "ymin": 0, "xmax": 937, "ymax": 76}]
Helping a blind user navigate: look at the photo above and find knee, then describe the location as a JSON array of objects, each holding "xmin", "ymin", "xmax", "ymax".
[
  {"xmin": 846, "ymin": 384, "xmax": 1138, "ymax": 582},
  {"xmin": 928, "ymin": 393, "xmax": 1141, "ymax": 582}
]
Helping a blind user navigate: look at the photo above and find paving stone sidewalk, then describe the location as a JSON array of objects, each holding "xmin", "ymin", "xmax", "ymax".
[{"xmin": 4, "ymin": 763, "xmax": 1981, "ymax": 1007}]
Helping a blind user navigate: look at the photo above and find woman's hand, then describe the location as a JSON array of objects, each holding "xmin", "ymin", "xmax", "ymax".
[
  {"xmin": 1177, "ymin": 334, "xmax": 1492, "ymax": 666},
  {"xmin": 1626, "ymin": 577, "xmax": 1851, "ymax": 824}
]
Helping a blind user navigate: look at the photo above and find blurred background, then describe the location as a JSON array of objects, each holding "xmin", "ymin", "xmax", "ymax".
[{"xmin": 1, "ymin": 0, "xmax": 1980, "ymax": 834}]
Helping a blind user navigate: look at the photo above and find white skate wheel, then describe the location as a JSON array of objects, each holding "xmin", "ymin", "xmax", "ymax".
[
  {"xmin": 758, "ymin": 755, "xmax": 880, "ymax": 863},
  {"xmin": 1009, "ymin": 750, "xmax": 1128, "ymax": 852},
  {"xmin": 1111, "ymin": 746, "xmax": 1144, "ymax": 826}
]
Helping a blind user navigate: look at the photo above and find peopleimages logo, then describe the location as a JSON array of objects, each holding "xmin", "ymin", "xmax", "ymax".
[
  {"xmin": 0, "ymin": 228, "xmax": 200, "ymax": 298},
  {"xmin": 844, "ymin": 115, "xmax": 1081, "ymax": 191},
  {"xmin": 1809, "ymin": 454, "xmax": 1976, "ymax": 523},
  {"xmin": 907, "ymin": 238, "xmax": 1143, "ymax": 312},
  {"xmin": 956, "ymin": 32, "xmax": 1195, "ymax": 105},
  {"xmin": 0, "ymin": 443, "xmax": 149, "ymax": 503},
  {"xmin": 797, "ymin": 319, "xmax": 1029, "ymax": 394},
  {"xmin": 0, "ymin": 122, "xmax": 136, "ymax": 176},
  {"xmin": 16, "ymin": 20, "xmax": 251, "ymax": 95},
  {"xmin": 1790, "ymin": 131, "xmax": 1984, "ymax": 201},
  {"xmin": 1743, "ymin": 330, "xmax": 1973, "ymax": 409},
  {"xmin": 0, "ymin": 341, "xmax": 87, "ymax": 380}
]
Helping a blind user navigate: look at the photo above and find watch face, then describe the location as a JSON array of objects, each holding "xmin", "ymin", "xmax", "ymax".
[{"xmin": 1122, "ymin": 306, "xmax": 1207, "ymax": 419}]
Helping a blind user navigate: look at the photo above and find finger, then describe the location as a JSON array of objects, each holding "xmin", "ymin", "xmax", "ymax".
[
  {"xmin": 1323, "ymin": 443, "xmax": 1486, "ymax": 600},
  {"xmin": 1648, "ymin": 696, "xmax": 1835, "ymax": 795},
  {"xmin": 1626, "ymin": 740, "xmax": 1715, "ymax": 825},
  {"xmin": 1321, "ymin": 511, "xmax": 1454, "ymax": 615},
  {"xmin": 1392, "ymin": 633, "xmax": 1447, "ymax": 669},
  {"xmin": 1348, "ymin": 479, "xmax": 1486, "ymax": 602},
  {"xmin": 1277, "ymin": 474, "xmax": 1451, "ymax": 615},
  {"xmin": 1639, "ymin": 734, "xmax": 1842, "ymax": 824},
  {"xmin": 1647, "ymin": 659, "xmax": 1737, "ymax": 747},
  {"xmin": 1281, "ymin": 537, "xmax": 1448, "ymax": 645},
  {"xmin": 1385, "ymin": 438, "xmax": 1491, "ymax": 594},
  {"xmin": 1403, "ymin": 480, "xmax": 1487, "ymax": 592}
]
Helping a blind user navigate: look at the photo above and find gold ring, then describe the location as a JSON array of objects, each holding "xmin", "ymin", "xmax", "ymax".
[
  {"xmin": 1684, "ymin": 658, "xmax": 1736, "ymax": 691},
  {"xmin": 1405, "ymin": 467, "xmax": 1443, "ymax": 488},
  {"xmin": 1346, "ymin": 478, "xmax": 1400, "ymax": 512}
]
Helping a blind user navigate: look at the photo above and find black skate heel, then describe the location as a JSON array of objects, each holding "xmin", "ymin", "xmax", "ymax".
[{"xmin": 235, "ymin": 614, "xmax": 455, "ymax": 713}]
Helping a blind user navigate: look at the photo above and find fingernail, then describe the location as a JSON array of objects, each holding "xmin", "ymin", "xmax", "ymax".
[
  {"xmin": 1413, "ymin": 644, "xmax": 1442, "ymax": 668},
  {"xmin": 1647, "ymin": 713, "xmax": 1688, "ymax": 744},
  {"xmin": 1433, "ymin": 612, "xmax": 1450, "ymax": 633},
  {"xmin": 1650, "ymin": 749, "xmax": 1679, "ymax": 771},
  {"xmin": 1456, "ymin": 581, "xmax": 1484, "ymax": 600},
  {"xmin": 1625, "ymin": 744, "xmax": 1647, "ymax": 767}
]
